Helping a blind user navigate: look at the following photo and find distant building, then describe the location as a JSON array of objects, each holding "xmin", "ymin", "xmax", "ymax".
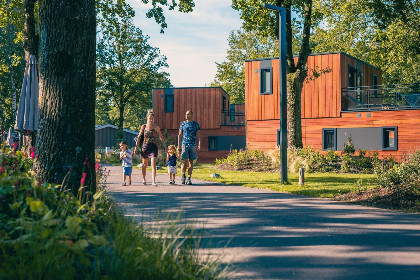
[
  {"xmin": 95, "ymin": 124, "xmax": 138, "ymax": 148},
  {"xmin": 153, "ymin": 87, "xmax": 246, "ymax": 162}
]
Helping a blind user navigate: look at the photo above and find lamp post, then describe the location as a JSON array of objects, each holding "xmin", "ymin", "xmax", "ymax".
[{"xmin": 264, "ymin": 3, "xmax": 287, "ymax": 184}]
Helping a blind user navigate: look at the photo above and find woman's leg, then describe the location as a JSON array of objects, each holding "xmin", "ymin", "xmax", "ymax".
[
  {"xmin": 142, "ymin": 158, "xmax": 148, "ymax": 184},
  {"xmin": 151, "ymin": 157, "xmax": 157, "ymax": 185}
]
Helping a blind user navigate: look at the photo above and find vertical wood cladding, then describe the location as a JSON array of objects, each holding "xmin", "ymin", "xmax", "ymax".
[
  {"xmin": 154, "ymin": 87, "xmax": 230, "ymax": 130},
  {"xmin": 247, "ymin": 110, "xmax": 420, "ymax": 160},
  {"xmin": 245, "ymin": 52, "xmax": 382, "ymax": 121}
]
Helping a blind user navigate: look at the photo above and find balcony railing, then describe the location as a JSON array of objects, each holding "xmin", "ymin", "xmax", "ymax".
[
  {"xmin": 342, "ymin": 83, "xmax": 420, "ymax": 111},
  {"xmin": 221, "ymin": 110, "xmax": 245, "ymax": 126}
]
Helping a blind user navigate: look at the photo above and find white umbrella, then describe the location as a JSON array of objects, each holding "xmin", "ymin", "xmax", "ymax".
[{"xmin": 15, "ymin": 54, "xmax": 39, "ymax": 132}]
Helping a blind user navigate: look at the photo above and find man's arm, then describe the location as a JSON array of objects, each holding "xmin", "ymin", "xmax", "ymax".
[
  {"xmin": 196, "ymin": 130, "xmax": 201, "ymax": 151},
  {"xmin": 178, "ymin": 129, "xmax": 183, "ymax": 152}
]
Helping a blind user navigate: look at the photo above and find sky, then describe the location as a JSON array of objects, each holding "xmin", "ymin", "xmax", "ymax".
[{"xmin": 127, "ymin": 0, "xmax": 243, "ymax": 87}]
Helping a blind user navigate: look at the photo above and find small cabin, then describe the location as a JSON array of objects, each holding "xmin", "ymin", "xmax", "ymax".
[
  {"xmin": 153, "ymin": 87, "xmax": 246, "ymax": 162},
  {"xmin": 245, "ymin": 52, "xmax": 420, "ymax": 160},
  {"xmin": 95, "ymin": 124, "xmax": 138, "ymax": 149}
]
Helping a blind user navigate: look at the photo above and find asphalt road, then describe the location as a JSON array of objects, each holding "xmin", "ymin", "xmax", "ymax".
[{"xmin": 104, "ymin": 165, "xmax": 420, "ymax": 280}]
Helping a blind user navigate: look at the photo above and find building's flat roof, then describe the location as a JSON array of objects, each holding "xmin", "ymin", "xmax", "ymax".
[
  {"xmin": 245, "ymin": 51, "xmax": 381, "ymax": 70},
  {"xmin": 152, "ymin": 86, "xmax": 230, "ymax": 97}
]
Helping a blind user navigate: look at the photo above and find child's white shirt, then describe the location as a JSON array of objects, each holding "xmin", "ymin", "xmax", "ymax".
[{"xmin": 120, "ymin": 149, "xmax": 132, "ymax": 167}]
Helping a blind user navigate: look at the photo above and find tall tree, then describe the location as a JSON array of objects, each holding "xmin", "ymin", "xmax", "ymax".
[
  {"xmin": 96, "ymin": 0, "xmax": 171, "ymax": 138},
  {"xmin": 311, "ymin": 0, "xmax": 419, "ymax": 85},
  {"xmin": 232, "ymin": 0, "xmax": 316, "ymax": 148},
  {"xmin": 210, "ymin": 29, "xmax": 278, "ymax": 103},
  {"xmin": 35, "ymin": 0, "xmax": 97, "ymax": 196}
]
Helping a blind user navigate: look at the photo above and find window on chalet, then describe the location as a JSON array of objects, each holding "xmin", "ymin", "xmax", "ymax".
[
  {"xmin": 164, "ymin": 95, "xmax": 174, "ymax": 112},
  {"xmin": 208, "ymin": 136, "xmax": 217, "ymax": 151},
  {"xmin": 382, "ymin": 127, "xmax": 397, "ymax": 150},
  {"xmin": 230, "ymin": 104, "xmax": 235, "ymax": 123},
  {"xmin": 322, "ymin": 128, "xmax": 337, "ymax": 150},
  {"xmin": 260, "ymin": 68, "xmax": 272, "ymax": 95},
  {"xmin": 373, "ymin": 74, "xmax": 378, "ymax": 98}
]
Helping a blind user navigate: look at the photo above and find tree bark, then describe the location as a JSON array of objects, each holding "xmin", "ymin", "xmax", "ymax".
[{"xmin": 35, "ymin": 0, "xmax": 96, "ymax": 197}]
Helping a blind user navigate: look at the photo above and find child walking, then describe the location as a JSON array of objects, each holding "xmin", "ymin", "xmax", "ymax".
[
  {"xmin": 166, "ymin": 145, "xmax": 178, "ymax": 184},
  {"xmin": 119, "ymin": 141, "xmax": 132, "ymax": 186}
]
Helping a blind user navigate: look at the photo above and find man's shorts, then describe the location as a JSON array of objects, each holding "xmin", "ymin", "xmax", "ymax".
[
  {"xmin": 123, "ymin": 166, "xmax": 132, "ymax": 176},
  {"xmin": 167, "ymin": 166, "xmax": 177, "ymax": 174},
  {"xmin": 181, "ymin": 145, "xmax": 197, "ymax": 160}
]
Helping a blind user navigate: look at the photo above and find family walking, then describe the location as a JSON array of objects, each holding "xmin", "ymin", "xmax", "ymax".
[{"xmin": 120, "ymin": 109, "xmax": 200, "ymax": 187}]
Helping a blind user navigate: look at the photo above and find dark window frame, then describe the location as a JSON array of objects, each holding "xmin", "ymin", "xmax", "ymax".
[
  {"xmin": 164, "ymin": 94, "xmax": 174, "ymax": 113},
  {"xmin": 208, "ymin": 136, "xmax": 217, "ymax": 151},
  {"xmin": 382, "ymin": 127, "xmax": 398, "ymax": 151},
  {"xmin": 372, "ymin": 74, "xmax": 378, "ymax": 98},
  {"xmin": 260, "ymin": 67, "xmax": 273, "ymax": 95},
  {"xmin": 322, "ymin": 128, "xmax": 337, "ymax": 150}
]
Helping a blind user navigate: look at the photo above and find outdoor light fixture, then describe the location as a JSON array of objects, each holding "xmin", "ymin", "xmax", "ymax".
[{"xmin": 263, "ymin": 3, "xmax": 288, "ymax": 184}]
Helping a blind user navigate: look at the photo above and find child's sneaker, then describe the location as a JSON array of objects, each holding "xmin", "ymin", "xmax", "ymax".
[
  {"xmin": 169, "ymin": 180, "xmax": 174, "ymax": 185},
  {"xmin": 181, "ymin": 174, "xmax": 186, "ymax": 184},
  {"xmin": 186, "ymin": 177, "xmax": 192, "ymax": 185}
]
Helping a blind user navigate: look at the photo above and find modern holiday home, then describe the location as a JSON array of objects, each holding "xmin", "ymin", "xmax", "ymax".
[{"xmin": 245, "ymin": 52, "xmax": 420, "ymax": 160}]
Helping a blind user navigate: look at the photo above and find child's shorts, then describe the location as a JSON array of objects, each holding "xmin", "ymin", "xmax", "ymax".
[
  {"xmin": 123, "ymin": 166, "xmax": 132, "ymax": 176},
  {"xmin": 167, "ymin": 166, "xmax": 177, "ymax": 174}
]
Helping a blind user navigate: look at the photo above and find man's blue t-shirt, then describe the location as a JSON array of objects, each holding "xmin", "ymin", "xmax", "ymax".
[{"xmin": 179, "ymin": 121, "xmax": 200, "ymax": 147}]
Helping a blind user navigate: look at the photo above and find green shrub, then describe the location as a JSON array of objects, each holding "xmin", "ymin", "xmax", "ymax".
[
  {"xmin": 373, "ymin": 151, "xmax": 420, "ymax": 209},
  {"xmin": 215, "ymin": 149, "xmax": 273, "ymax": 171}
]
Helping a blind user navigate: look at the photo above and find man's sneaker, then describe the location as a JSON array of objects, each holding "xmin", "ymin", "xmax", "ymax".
[
  {"xmin": 181, "ymin": 174, "xmax": 186, "ymax": 184},
  {"xmin": 186, "ymin": 177, "xmax": 192, "ymax": 185}
]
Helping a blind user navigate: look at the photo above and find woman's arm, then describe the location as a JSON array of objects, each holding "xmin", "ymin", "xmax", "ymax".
[
  {"xmin": 156, "ymin": 126, "xmax": 167, "ymax": 152},
  {"xmin": 134, "ymin": 125, "xmax": 145, "ymax": 155}
]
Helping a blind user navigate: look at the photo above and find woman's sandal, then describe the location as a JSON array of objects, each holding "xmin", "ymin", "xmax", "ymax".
[{"xmin": 142, "ymin": 181, "xmax": 147, "ymax": 185}]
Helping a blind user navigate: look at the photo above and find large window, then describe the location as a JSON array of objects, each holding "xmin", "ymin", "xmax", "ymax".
[
  {"xmin": 322, "ymin": 128, "xmax": 337, "ymax": 150},
  {"xmin": 230, "ymin": 104, "xmax": 235, "ymax": 123},
  {"xmin": 382, "ymin": 127, "xmax": 397, "ymax": 150},
  {"xmin": 164, "ymin": 94, "xmax": 174, "ymax": 112},
  {"xmin": 260, "ymin": 68, "xmax": 272, "ymax": 95}
]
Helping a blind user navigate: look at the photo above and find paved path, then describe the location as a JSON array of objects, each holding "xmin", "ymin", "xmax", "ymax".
[{"xmin": 104, "ymin": 165, "xmax": 420, "ymax": 280}]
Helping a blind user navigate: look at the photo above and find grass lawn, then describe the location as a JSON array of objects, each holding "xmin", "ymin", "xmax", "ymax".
[{"xmin": 162, "ymin": 164, "xmax": 377, "ymax": 198}]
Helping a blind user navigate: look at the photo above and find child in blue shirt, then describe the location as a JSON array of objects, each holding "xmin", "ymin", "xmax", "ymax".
[{"xmin": 166, "ymin": 145, "xmax": 178, "ymax": 184}]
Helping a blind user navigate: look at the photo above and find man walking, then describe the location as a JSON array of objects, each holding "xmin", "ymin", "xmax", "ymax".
[{"xmin": 178, "ymin": 110, "xmax": 201, "ymax": 185}]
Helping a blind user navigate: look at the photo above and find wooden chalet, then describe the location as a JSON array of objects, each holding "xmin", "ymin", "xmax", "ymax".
[
  {"xmin": 95, "ymin": 124, "xmax": 138, "ymax": 148},
  {"xmin": 245, "ymin": 52, "xmax": 420, "ymax": 160},
  {"xmin": 153, "ymin": 87, "xmax": 246, "ymax": 162}
]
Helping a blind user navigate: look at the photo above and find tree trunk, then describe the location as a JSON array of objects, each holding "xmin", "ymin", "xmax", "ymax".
[
  {"xmin": 118, "ymin": 105, "xmax": 124, "ymax": 142},
  {"xmin": 35, "ymin": 0, "xmax": 96, "ymax": 197}
]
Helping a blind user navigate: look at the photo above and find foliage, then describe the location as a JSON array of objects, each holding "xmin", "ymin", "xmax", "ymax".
[
  {"xmin": 0, "ymin": 0, "xmax": 26, "ymax": 131},
  {"xmin": 96, "ymin": 0, "xmax": 171, "ymax": 135},
  {"xmin": 312, "ymin": 0, "xmax": 420, "ymax": 85},
  {"xmin": 215, "ymin": 149, "xmax": 274, "ymax": 172},
  {"xmin": 373, "ymin": 151, "xmax": 420, "ymax": 205},
  {"xmin": 0, "ymin": 143, "xmax": 227, "ymax": 279}
]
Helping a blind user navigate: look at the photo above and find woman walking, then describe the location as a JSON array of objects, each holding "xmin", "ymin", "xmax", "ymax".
[{"xmin": 134, "ymin": 110, "xmax": 167, "ymax": 186}]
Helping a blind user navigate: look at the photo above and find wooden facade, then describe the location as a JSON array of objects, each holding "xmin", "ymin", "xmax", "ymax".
[
  {"xmin": 245, "ymin": 52, "xmax": 420, "ymax": 160},
  {"xmin": 153, "ymin": 87, "xmax": 246, "ymax": 162}
]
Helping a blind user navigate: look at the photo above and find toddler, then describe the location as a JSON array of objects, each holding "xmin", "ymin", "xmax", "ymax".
[
  {"xmin": 119, "ymin": 141, "xmax": 132, "ymax": 186},
  {"xmin": 166, "ymin": 145, "xmax": 178, "ymax": 184}
]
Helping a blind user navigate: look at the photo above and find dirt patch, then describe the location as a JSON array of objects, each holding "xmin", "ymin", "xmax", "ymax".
[{"xmin": 335, "ymin": 187, "xmax": 420, "ymax": 212}]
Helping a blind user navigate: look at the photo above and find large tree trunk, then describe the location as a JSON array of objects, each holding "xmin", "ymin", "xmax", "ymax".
[{"xmin": 35, "ymin": 0, "xmax": 96, "ymax": 197}]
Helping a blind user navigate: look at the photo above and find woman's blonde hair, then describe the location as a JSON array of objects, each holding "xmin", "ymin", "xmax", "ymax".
[{"xmin": 147, "ymin": 109, "xmax": 154, "ymax": 117}]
